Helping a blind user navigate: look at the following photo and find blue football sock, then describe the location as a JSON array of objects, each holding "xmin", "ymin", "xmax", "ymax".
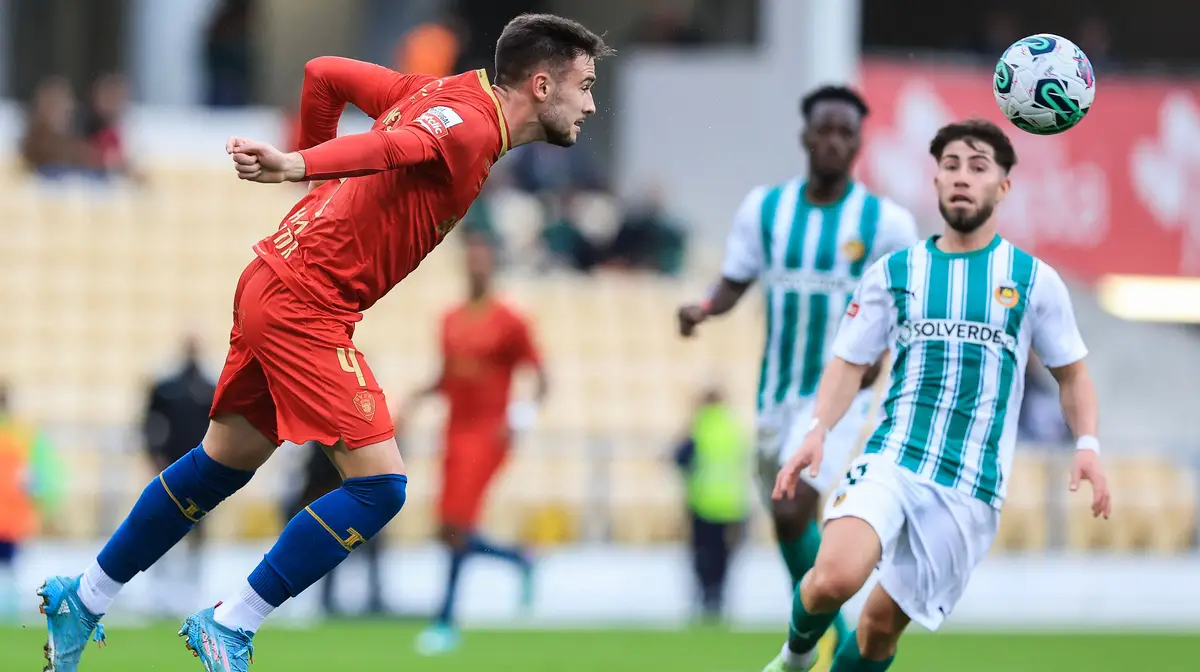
[
  {"xmin": 436, "ymin": 549, "xmax": 467, "ymax": 626},
  {"xmin": 466, "ymin": 533, "xmax": 526, "ymax": 565},
  {"xmin": 96, "ymin": 446, "xmax": 254, "ymax": 583},
  {"xmin": 247, "ymin": 474, "xmax": 407, "ymax": 607}
]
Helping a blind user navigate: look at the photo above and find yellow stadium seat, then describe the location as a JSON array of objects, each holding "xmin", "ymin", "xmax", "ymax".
[{"xmin": 993, "ymin": 452, "xmax": 1049, "ymax": 552}]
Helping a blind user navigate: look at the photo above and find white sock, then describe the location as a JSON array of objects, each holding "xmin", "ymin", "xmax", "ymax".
[
  {"xmin": 783, "ymin": 641, "xmax": 816, "ymax": 670},
  {"xmin": 77, "ymin": 562, "xmax": 124, "ymax": 615},
  {"xmin": 212, "ymin": 583, "xmax": 274, "ymax": 634}
]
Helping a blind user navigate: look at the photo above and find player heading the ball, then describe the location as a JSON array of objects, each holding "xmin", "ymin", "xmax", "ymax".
[{"xmin": 38, "ymin": 14, "xmax": 612, "ymax": 672}]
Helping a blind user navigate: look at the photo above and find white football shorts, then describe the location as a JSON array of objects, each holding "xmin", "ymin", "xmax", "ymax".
[
  {"xmin": 823, "ymin": 452, "xmax": 1001, "ymax": 631},
  {"xmin": 754, "ymin": 388, "xmax": 878, "ymax": 498}
]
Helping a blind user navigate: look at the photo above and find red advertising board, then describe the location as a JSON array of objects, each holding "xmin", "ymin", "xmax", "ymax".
[{"xmin": 858, "ymin": 58, "xmax": 1200, "ymax": 281}]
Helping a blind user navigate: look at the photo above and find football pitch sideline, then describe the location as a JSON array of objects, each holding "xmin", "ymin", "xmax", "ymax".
[{"xmin": 1, "ymin": 621, "xmax": 1195, "ymax": 671}]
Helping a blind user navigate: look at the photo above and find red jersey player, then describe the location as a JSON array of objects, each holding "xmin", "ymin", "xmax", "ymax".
[
  {"xmin": 402, "ymin": 235, "xmax": 547, "ymax": 654},
  {"xmin": 39, "ymin": 14, "xmax": 612, "ymax": 672}
]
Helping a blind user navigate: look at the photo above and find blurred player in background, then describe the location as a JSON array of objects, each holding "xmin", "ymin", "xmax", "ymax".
[
  {"xmin": 677, "ymin": 85, "xmax": 919, "ymax": 659},
  {"xmin": 401, "ymin": 234, "xmax": 547, "ymax": 656},
  {"xmin": 765, "ymin": 120, "xmax": 1112, "ymax": 671},
  {"xmin": 38, "ymin": 14, "xmax": 612, "ymax": 672},
  {"xmin": 141, "ymin": 335, "xmax": 216, "ymax": 618},
  {"xmin": 0, "ymin": 382, "xmax": 62, "ymax": 621}
]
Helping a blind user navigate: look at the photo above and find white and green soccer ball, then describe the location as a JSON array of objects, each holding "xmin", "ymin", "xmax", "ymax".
[{"xmin": 993, "ymin": 33, "xmax": 1096, "ymax": 135}]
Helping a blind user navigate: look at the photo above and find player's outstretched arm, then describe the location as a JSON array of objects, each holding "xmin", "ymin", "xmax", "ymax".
[
  {"xmin": 678, "ymin": 277, "xmax": 751, "ymax": 337},
  {"xmin": 1049, "ymin": 360, "xmax": 1111, "ymax": 519},
  {"xmin": 1031, "ymin": 264, "xmax": 1109, "ymax": 518},
  {"xmin": 225, "ymin": 125, "xmax": 442, "ymax": 183},
  {"xmin": 680, "ymin": 186, "xmax": 767, "ymax": 336},
  {"xmin": 773, "ymin": 357, "xmax": 871, "ymax": 500},
  {"xmin": 299, "ymin": 56, "xmax": 422, "ymax": 149}
]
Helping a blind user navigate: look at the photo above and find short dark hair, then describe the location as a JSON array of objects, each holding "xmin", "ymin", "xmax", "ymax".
[
  {"xmin": 929, "ymin": 119, "xmax": 1018, "ymax": 173},
  {"xmin": 494, "ymin": 13, "xmax": 614, "ymax": 87},
  {"xmin": 800, "ymin": 85, "xmax": 869, "ymax": 121}
]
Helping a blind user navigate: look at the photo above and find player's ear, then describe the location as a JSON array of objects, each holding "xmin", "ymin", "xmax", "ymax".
[
  {"xmin": 531, "ymin": 72, "xmax": 552, "ymax": 103},
  {"xmin": 996, "ymin": 175, "xmax": 1012, "ymax": 201}
]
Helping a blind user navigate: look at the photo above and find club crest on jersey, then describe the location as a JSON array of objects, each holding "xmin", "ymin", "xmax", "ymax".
[
  {"xmin": 846, "ymin": 301, "xmax": 860, "ymax": 318},
  {"xmin": 353, "ymin": 390, "xmax": 376, "ymax": 422},
  {"xmin": 994, "ymin": 284, "xmax": 1020, "ymax": 309},
  {"xmin": 841, "ymin": 240, "xmax": 866, "ymax": 262}
]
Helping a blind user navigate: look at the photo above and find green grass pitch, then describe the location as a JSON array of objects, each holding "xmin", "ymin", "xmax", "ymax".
[{"xmin": 1, "ymin": 621, "xmax": 1196, "ymax": 671}]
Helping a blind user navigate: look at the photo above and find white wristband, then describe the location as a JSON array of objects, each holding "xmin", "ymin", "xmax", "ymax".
[
  {"xmin": 1075, "ymin": 435, "xmax": 1100, "ymax": 454},
  {"xmin": 807, "ymin": 417, "xmax": 830, "ymax": 436}
]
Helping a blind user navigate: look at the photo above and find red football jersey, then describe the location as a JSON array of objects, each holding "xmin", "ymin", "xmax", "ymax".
[
  {"xmin": 252, "ymin": 58, "xmax": 510, "ymax": 319},
  {"xmin": 439, "ymin": 299, "xmax": 540, "ymax": 428}
]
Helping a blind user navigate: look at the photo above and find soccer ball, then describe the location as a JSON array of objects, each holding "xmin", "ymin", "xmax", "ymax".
[{"xmin": 993, "ymin": 34, "xmax": 1095, "ymax": 135}]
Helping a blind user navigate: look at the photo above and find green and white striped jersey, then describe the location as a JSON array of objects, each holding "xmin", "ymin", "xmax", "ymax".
[
  {"xmin": 834, "ymin": 235, "xmax": 1088, "ymax": 508},
  {"xmin": 722, "ymin": 179, "xmax": 918, "ymax": 414}
]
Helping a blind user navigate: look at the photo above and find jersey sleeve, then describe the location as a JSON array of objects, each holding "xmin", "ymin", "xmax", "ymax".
[
  {"xmin": 872, "ymin": 199, "xmax": 921, "ymax": 258},
  {"xmin": 1029, "ymin": 264, "xmax": 1088, "ymax": 368},
  {"xmin": 298, "ymin": 100, "xmax": 498, "ymax": 181},
  {"xmin": 510, "ymin": 313, "xmax": 542, "ymax": 366},
  {"xmin": 298, "ymin": 57, "xmax": 434, "ymax": 149},
  {"xmin": 832, "ymin": 259, "xmax": 895, "ymax": 366},
  {"xmin": 720, "ymin": 186, "xmax": 769, "ymax": 282}
]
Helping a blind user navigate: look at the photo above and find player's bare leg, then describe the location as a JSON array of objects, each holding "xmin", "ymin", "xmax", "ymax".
[
  {"xmin": 185, "ymin": 436, "xmax": 407, "ymax": 670},
  {"xmin": 763, "ymin": 517, "xmax": 881, "ymax": 671},
  {"xmin": 825, "ymin": 584, "xmax": 909, "ymax": 671},
  {"xmin": 40, "ymin": 414, "xmax": 269, "ymax": 672}
]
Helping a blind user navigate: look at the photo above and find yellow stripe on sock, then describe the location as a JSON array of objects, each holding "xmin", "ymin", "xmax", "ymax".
[
  {"xmin": 158, "ymin": 474, "xmax": 206, "ymax": 523},
  {"xmin": 303, "ymin": 506, "xmax": 365, "ymax": 552}
]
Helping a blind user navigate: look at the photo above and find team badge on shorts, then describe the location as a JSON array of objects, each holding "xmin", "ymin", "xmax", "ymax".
[
  {"xmin": 832, "ymin": 491, "xmax": 847, "ymax": 507},
  {"xmin": 353, "ymin": 390, "xmax": 377, "ymax": 422},
  {"xmin": 994, "ymin": 284, "xmax": 1020, "ymax": 309}
]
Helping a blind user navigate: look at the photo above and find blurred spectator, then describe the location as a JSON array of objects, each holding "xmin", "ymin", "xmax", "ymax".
[
  {"xmin": 973, "ymin": 8, "xmax": 1023, "ymax": 59},
  {"xmin": 1076, "ymin": 15, "xmax": 1115, "ymax": 73},
  {"xmin": 673, "ymin": 386, "xmax": 751, "ymax": 622},
  {"xmin": 204, "ymin": 0, "xmax": 254, "ymax": 107},
  {"xmin": 603, "ymin": 185, "xmax": 687, "ymax": 276},
  {"xmin": 284, "ymin": 442, "xmax": 386, "ymax": 617},
  {"xmin": 84, "ymin": 73, "xmax": 139, "ymax": 181},
  {"xmin": 538, "ymin": 190, "xmax": 604, "ymax": 273},
  {"xmin": 459, "ymin": 189, "xmax": 505, "ymax": 262},
  {"xmin": 634, "ymin": 0, "xmax": 705, "ymax": 47},
  {"xmin": 0, "ymin": 382, "xmax": 63, "ymax": 622},
  {"xmin": 395, "ymin": 17, "xmax": 463, "ymax": 77},
  {"xmin": 142, "ymin": 335, "xmax": 216, "ymax": 617},
  {"xmin": 1018, "ymin": 353, "xmax": 1072, "ymax": 444},
  {"xmin": 508, "ymin": 142, "xmax": 607, "ymax": 195},
  {"xmin": 19, "ymin": 76, "xmax": 95, "ymax": 179}
]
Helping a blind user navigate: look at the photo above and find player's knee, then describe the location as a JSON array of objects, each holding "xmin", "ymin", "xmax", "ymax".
[
  {"xmin": 158, "ymin": 445, "xmax": 256, "ymax": 516},
  {"xmin": 342, "ymin": 474, "xmax": 408, "ymax": 534},
  {"xmin": 804, "ymin": 564, "xmax": 865, "ymax": 609},
  {"xmin": 857, "ymin": 610, "xmax": 903, "ymax": 659}
]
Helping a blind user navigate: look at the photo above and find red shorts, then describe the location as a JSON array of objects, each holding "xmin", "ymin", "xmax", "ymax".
[
  {"xmin": 210, "ymin": 258, "xmax": 394, "ymax": 449},
  {"xmin": 437, "ymin": 426, "xmax": 509, "ymax": 528}
]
